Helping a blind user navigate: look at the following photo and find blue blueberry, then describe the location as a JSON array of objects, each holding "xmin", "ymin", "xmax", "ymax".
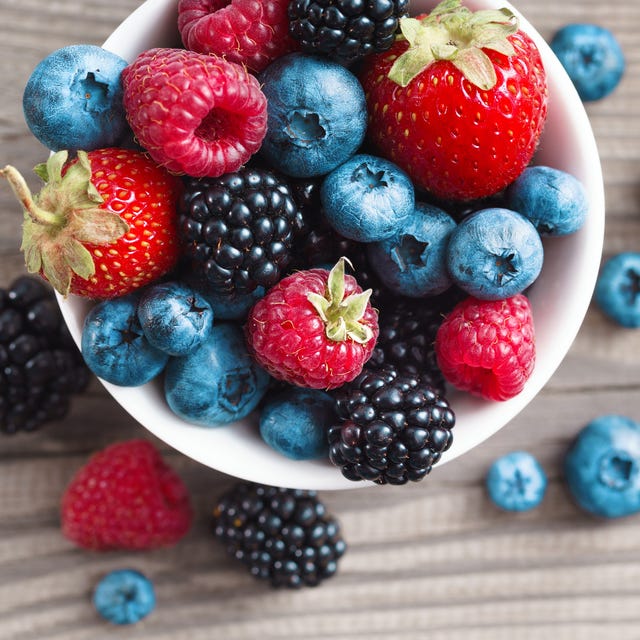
[
  {"xmin": 258, "ymin": 53, "xmax": 367, "ymax": 177},
  {"xmin": 320, "ymin": 154, "xmax": 415, "ymax": 242},
  {"xmin": 187, "ymin": 277, "xmax": 265, "ymax": 321},
  {"xmin": 550, "ymin": 24, "xmax": 625, "ymax": 102},
  {"xmin": 564, "ymin": 415, "xmax": 640, "ymax": 518},
  {"xmin": 259, "ymin": 387, "xmax": 336, "ymax": 460},
  {"xmin": 446, "ymin": 207, "xmax": 544, "ymax": 300},
  {"xmin": 164, "ymin": 322, "xmax": 270, "ymax": 426},
  {"xmin": 367, "ymin": 202, "xmax": 456, "ymax": 297},
  {"xmin": 486, "ymin": 451, "xmax": 547, "ymax": 512},
  {"xmin": 507, "ymin": 166, "xmax": 589, "ymax": 236},
  {"xmin": 81, "ymin": 293, "xmax": 168, "ymax": 386},
  {"xmin": 137, "ymin": 281, "xmax": 213, "ymax": 356},
  {"xmin": 594, "ymin": 252, "xmax": 640, "ymax": 328},
  {"xmin": 23, "ymin": 44, "xmax": 129, "ymax": 152},
  {"xmin": 93, "ymin": 569, "xmax": 155, "ymax": 625}
]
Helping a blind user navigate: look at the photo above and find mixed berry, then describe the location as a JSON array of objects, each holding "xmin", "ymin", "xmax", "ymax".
[
  {"xmin": 61, "ymin": 439, "xmax": 193, "ymax": 550},
  {"xmin": 1, "ymin": 0, "xmax": 593, "ymax": 484},
  {"xmin": 93, "ymin": 569, "xmax": 156, "ymax": 625},
  {"xmin": 0, "ymin": 276, "xmax": 89, "ymax": 433},
  {"xmin": 212, "ymin": 482, "xmax": 347, "ymax": 588}
]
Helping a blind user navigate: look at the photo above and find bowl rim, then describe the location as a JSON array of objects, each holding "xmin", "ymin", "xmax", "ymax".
[{"xmin": 56, "ymin": 0, "xmax": 605, "ymax": 491}]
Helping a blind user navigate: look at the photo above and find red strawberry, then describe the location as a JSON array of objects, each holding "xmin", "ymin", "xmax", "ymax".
[
  {"xmin": 0, "ymin": 148, "xmax": 182, "ymax": 299},
  {"xmin": 178, "ymin": 0, "xmax": 298, "ymax": 73},
  {"xmin": 359, "ymin": 0, "xmax": 548, "ymax": 201},
  {"xmin": 121, "ymin": 47, "xmax": 268, "ymax": 178},
  {"xmin": 245, "ymin": 258, "xmax": 379, "ymax": 389},
  {"xmin": 435, "ymin": 294, "xmax": 535, "ymax": 401},
  {"xmin": 61, "ymin": 439, "xmax": 192, "ymax": 551}
]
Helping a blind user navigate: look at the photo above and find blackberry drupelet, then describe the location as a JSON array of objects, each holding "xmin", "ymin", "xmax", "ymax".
[
  {"xmin": 212, "ymin": 482, "xmax": 346, "ymax": 588},
  {"xmin": 0, "ymin": 275, "xmax": 90, "ymax": 434},
  {"xmin": 329, "ymin": 364, "xmax": 455, "ymax": 484},
  {"xmin": 288, "ymin": 0, "xmax": 410, "ymax": 62},
  {"xmin": 178, "ymin": 168, "xmax": 306, "ymax": 294},
  {"xmin": 368, "ymin": 295, "xmax": 462, "ymax": 394}
]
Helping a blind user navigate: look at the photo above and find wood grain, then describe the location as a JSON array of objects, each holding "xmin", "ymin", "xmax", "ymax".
[{"xmin": 1, "ymin": 0, "xmax": 640, "ymax": 637}]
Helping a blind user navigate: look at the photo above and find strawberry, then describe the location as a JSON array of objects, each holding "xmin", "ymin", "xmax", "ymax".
[
  {"xmin": 61, "ymin": 439, "xmax": 192, "ymax": 551},
  {"xmin": 359, "ymin": 0, "xmax": 548, "ymax": 202},
  {"xmin": 245, "ymin": 257, "xmax": 379, "ymax": 389},
  {"xmin": 1, "ymin": 148, "xmax": 182, "ymax": 299}
]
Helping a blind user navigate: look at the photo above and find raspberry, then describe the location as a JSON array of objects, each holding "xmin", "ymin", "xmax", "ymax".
[
  {"xmin": 434, "ymin": 294, "xmax": 535, "ymax": 401},
  {"xmin": 178, "ymin": 0, "xmax": 298, "ymax": 73},
  {"xmin": 61, "ymin": 439, "xmax": 192, "ymax": 550},
  {"xmin": 121, "ymin": 48, "xmax": 267, "ymax": 178},
  {"xmin": 245, "ymin": 258, "xmax": 379, "ymax": 389}
]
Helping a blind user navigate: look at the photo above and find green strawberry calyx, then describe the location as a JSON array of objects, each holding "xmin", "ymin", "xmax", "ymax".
[
  {"xmin": 388, "ymin": 0, "xmax": 519, "ymax": 89},
  {"xmin": 0, "ymin": 150, "xmax": 129, "ymax": 296},
  {"xmin": 307, "ymin": 257, "xmax": 374, "ymax": 344}
]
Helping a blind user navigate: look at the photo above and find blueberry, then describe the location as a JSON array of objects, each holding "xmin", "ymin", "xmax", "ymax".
[
  {"xmin": 137, "ymin": 281, "xmax": 213, "ymax": 356},
  {"xmin": 258, "ymin": 53, "xmax": 367, "ymax": 177},
  {"xmin": 81, "ymin": 293, "xmax": 168, "ymax": 386},
  {"xmin": 564, "ymin": 415, "xmax": 640, "ymax": 518},
  {"xmin": 507, "ymin": 166, "xmax": 589, "ymax": 236},
  {"xmin": 93, "ymin": 569, "xmax": 155, "ymax": 625},
  {"xmin": 190, "ymin": 280, "xmax": 266, "ymax": 321},
  {"xmin": 446, "ymin": 207, "xmax": 544, "ymax": 300},
  {"xmin": 550, "ymin": 24, "xmax": 625, "ymax": 102},
  {"xmin": 320, "ymin": 154, "xmax": 415, "ymax": 242},
  {"xmin": 367, "ymin": 202, "xmax": 456, "ymax": 297},
  {"xmin": 260, "ymin": 387, "xmax": 336, "ymax": 460},
  {"xmin": 486, "ymin": 451, "xmax": 547, "ymax": 512},
  {"xmin": 594, "ymin": 252, "xmax": 640, "ymax": 327},
  {"xmin": 164, "ymin": 322, "xmax": 270, "ymax": 426},
  {"xmin": 23, "ymin": 44, "xmax": 129, "ymax": 152}
]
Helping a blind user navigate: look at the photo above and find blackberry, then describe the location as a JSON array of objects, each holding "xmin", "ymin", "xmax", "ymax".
[
  {"xmin": 368, "ymin": 295, "xmax": 461, "ymax": 394},
  {"xmin": 329, "ymin": 364, "xmax": 455, "ymax": 485},
  {"xmin": 288, "ymin": 0, "xmax": 410, "ymax": 62},
  {"xmin": 0, "ymin": 275, "xmax": 90, "ymax": 434},
  {"xmin": 212, "ymin": 482, "xmax": 346, "ymax": 588},
  {"xmin": 178, "ymin": 168, "xmax": 306, "ymax": 294}
]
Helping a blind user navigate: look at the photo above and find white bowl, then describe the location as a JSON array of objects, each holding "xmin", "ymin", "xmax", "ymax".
[{"xmin": 57, "ymin": 0, "xmax": 605, "ymax": 490}]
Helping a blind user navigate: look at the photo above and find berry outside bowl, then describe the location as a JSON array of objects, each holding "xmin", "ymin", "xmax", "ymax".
[{"xmin": 56, "ymin": 0, "xmax": 605, "ymax": 490}]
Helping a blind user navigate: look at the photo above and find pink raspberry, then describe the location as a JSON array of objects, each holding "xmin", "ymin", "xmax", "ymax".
[
  {"xmin": 121, "ymin": 47, "xmax": 267, "ymax": 178},
  {"xmin": 434, "ymin": 294, "xmax": 536, "ymax": 401},
  {"xmin": 245, "ymin": 259, "xmax": 379, "ymax": 390},
  {"xmin": 61, "ymin": 440, "xmax": 192, "ymax": 551},
  {"xmin": 178, "ymin": 0, "xmax": 298, "ymax": 74}
]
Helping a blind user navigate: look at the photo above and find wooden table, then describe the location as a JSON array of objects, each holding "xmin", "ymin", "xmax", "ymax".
[{"xmin": 1, "ymin": 0, "xmax": 639, "ymax": 637}]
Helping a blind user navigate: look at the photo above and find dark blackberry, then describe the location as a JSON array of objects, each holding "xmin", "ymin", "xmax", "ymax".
[
  {"xmin": 0, "ymin": 275, "xmax": 90, "ymax": 434},
  {"xmin": 368, "ymin": 295, "xmax": 462, "ymax": 394},
  {"xmin": 329, "ymin": 364, "xmax": 455, "ymax": 485},
  {"xmin": 177, "ymin": 168, "xmax": 306, "ymax": 294},
  {"xmin": 212, "ymin": 482, "xmax": 346, "ymax": 588},
  {"xmin": 288, "ymin": 0, "xmax": 410, "ymax": 62}
]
